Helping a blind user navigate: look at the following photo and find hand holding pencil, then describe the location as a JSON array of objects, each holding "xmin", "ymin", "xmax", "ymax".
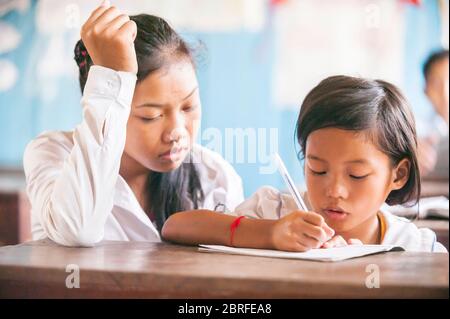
[{"xmin": 270, "ymin": 153, "xmax": 334, "ymax": 252}]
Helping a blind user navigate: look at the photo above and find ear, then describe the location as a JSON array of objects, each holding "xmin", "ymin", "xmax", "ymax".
[
  {"xmin": 391, "ymin": 158, "xmax": 411, "ymax": 191},
  {"xmin": 424, "ymin": 85, "xmax": 431, "ymax": 98}
]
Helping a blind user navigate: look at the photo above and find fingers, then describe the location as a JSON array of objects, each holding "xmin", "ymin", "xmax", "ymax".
[
  {"xmin": 302, "ymin": 211, "xmax": 335, "ymax": 237},
  {"xmin": 347, "ymin": 238, "xmax": 363, "ymax": 245},
  {"xmin": 275, "ymin": 231, "xmax": 311, "ymax": 252},
  {"xmin": 322, "ymin": 223, "xmax": 335, "ymax": 238},
  {"xmin": 294, "ymin": 211, "xmax": 334, "ymax": 241},
  {"xmin": 119, "ymin": 20, "xmax": 137, "ymax": 41},
  {"xmin": 78, "ymin": 0, "xmax": 138, "ymax": 74},
  {"xmin": 105, "ymin": 14, "xmax": 130, "ymax": 31},
  {"xmin": 90, "ymin": 1, "xmax": 110, "ymax": 20},
  {"xmin": 298, "ymin": 233, "xmax": 322, "ymax": 249},
  {"xmin": 92, "ymin": 6, "xmax": 121, "ymax": 33},
  {"xmin": 322, "ymin": 235, "xmax": 347, "ymax": 248},
  {"xmin": 296, "ymin": 223, "xmax": 329, "ymax": 243},
  {"xmin": 291, "ymin": 243, "xmax": 310, "ymax": 252},
  {"xmin": 83, "ymin": 5, "xmax": 135, "ymax": 44},
  {"xmin": 302, "ymin": 211, "xmax": 324, "ymax": 226},
  {"xmin": 82, "ymin": 1, "xmax": 111, "ymax": 32},
  {"xmin": 321, "ymin": 237, "xmax": 363, "ymax": 248},
  {"xmin": 276, "ymin": 211, "xmax": 338, "ymax": 252}
]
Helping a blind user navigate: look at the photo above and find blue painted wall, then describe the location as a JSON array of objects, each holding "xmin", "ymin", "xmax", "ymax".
[
  {"xmin": 0, "ymin": 2, "xmax": 38, "ymax": 166},
  {"xmin": 0, "ymin": 1, "xmax": 82, "ymax": 165},
  {"xmin": 403, "ymin": 0, "xmax": 444, "ymax": 136},
  {"xmin": 193, "ymin": 32, "xmax": 301, "ymax": 196}
]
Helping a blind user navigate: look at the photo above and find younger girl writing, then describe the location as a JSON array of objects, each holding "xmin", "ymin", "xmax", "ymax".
[{"xmin": 162, "ymin": 75, "xmax": 447, "ymax": 252}]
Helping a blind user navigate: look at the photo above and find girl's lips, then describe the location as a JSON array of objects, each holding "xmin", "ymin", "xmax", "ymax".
[
  {"xmin": 159, "ymin": 147, "xmax": 187, "ymax": 161},
  {"xmin": 323, "ymin": 208, "xmax": 349, "ymax": 221}
]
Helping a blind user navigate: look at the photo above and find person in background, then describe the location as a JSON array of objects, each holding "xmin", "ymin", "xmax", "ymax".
[{"xmin": 417, "ymin": 49, "xmax": 449, "ymax": 179}]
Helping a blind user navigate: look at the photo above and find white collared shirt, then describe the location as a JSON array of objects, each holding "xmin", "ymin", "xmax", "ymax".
[{"xmin": 23, "ymin": 66, "xmax": 244, "ymax": 247}]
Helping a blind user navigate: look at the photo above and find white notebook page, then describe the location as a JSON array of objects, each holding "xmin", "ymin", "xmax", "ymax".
[{"xmin": 199, "ymin": 244, "xmax": 404, "ymax": 262}]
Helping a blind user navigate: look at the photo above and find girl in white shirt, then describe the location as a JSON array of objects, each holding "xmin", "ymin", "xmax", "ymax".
[
  {"xmin": 23, "ymin": 2, "xmax": 245, "ymax": 246},
  {"xmin": 163, "ymin": 76, "xmax": 447, "ymax": 253}
]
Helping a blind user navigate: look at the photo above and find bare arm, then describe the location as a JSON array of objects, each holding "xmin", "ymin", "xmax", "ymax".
[
  {"xmin": 161, "ymin": 210, "xmax": 275, "ymax": 249},
  {"xmin": 161, "ymin": 210, "xmax": 335, "ymax": 252}
]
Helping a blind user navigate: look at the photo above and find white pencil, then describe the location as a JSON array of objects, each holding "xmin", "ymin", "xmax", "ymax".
[{"xmin": 274, "ymin": 153, "xmax": 307, "ymax": 211}]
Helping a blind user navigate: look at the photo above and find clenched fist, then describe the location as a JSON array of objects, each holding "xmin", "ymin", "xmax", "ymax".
[{"xmin": 80, "ymin": 0, "xmax": 138, "ymax": 74}]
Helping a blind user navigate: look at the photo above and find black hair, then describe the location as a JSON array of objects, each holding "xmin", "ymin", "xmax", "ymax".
[
  {"xmin": 423, "ymin": 49, "xmax": 449, "ymax": 80},
  {"xmin": 74, "ymin": 14, "xmax": 204, "ymax": 231},
  {"xmin": 295, "ymin": 75, "xmax": 421, "ymax": 206}
]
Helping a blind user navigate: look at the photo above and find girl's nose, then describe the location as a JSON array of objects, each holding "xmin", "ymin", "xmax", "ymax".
[
  {"xmin": 163, "ymin": 127, "xmax": 188, "ymax": 144},
  {"xmin": 325, "ymin": 177, "xmax": 348, "ymax": 199}
]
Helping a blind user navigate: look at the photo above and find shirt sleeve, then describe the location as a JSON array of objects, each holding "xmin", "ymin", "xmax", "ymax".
[
  {"xmin": 204, "ymin": 166, "xmax": 245, "ymax": 214},
  {"xmin": 432, "ymin": 242, "xmax": 448, "ymax": 253},
  {"xmin": 23, "ymin": 66, "xmax": 137, "ymax": 247},
  {"xmin": 231, "ymin": 186, "xmax": 303, "ymax": 219},
  {"xmin": 195, "ymin": 146, "xmax": 245, "ymax": 213}
]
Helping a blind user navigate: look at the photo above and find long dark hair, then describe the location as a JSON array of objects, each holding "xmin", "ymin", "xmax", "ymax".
[
  {"xmin": 296, "ymin": 75, "xmax": 421, "ymax": 206},
  {"xmin": 74, "ymin": 14, "xmax": 204, "ymax": 231}
]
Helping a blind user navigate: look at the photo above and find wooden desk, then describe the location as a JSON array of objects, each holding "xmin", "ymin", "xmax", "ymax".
[
  {"xmin": 0, "ymin": 240, "xmax": 448, "ymax": 299},
  {"xmin": 0, "ymin": 169, "xmax": 31, "ymax": 246}
]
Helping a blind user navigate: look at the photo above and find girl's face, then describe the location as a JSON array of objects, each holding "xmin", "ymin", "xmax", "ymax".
[
  {"xmin": 425, "ymin": 57, "xmax": 449, "ymax": 122},
  {"xmin": 125, "ymin": 59, "xmax": 201, "ymax": 173},
  {"xmin": 305, "ymin": 128, "xmax": 409, "ymax": 234}
]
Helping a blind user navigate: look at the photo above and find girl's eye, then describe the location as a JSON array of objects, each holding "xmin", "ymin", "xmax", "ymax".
[
  {"xmin": 141, "ymin": 115, "xmax": 161, "ymax": 122},
  {"xmin": 309, "ymin": 168, "xmax": 326, "ymax": 176},
  {"xmin": 183, "ymin": 105, "xmax": 197, "ymax": 112},
  {"xmin": 349, "ymin": 174, "xmax": 369, "ymax": 180}
]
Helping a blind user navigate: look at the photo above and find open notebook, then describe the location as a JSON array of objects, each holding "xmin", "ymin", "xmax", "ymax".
[
  {"xmin": 199, "ymin": 244, "xmax": 405, "ymax": 262},
  {"xmin": 387, "ymin": 196, "xmax": 449, "ymax": 220}
]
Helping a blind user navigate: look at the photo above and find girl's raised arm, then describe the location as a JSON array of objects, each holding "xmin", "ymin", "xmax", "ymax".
[{"xmin": 24, "ymin": 2, "xmax": 137, "ymax": 247}]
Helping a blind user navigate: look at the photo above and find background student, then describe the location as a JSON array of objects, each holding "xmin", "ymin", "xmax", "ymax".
[{"xmin": 417, "ymin": 49, "xmax": 449, "ymax": 179}]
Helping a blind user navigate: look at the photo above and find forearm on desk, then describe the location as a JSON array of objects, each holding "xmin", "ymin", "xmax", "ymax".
[{"xmin": 161, "ymin": 210, "xmax": 275, "ymax": 249}]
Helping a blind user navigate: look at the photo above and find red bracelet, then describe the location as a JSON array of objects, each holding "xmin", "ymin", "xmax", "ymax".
[{"xmin": 230, "ymin": 216, "xmax": 246, "ymax": 247}]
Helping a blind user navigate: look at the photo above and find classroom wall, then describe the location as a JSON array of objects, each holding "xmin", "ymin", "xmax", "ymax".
[
  {"xmin": 0, "ymin": 0, "xmax": 82, "ymax": 165},
  {"xmin": 0, "ymin": 0, "xmax": 446, "ymax": 197},
  {"xmin": 404, "ymin": 0, "xmax": 444, "ymax": 135},
  {"xmin": 193, "ymin": 31, "xmax": 301, "ymax": 197}
]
